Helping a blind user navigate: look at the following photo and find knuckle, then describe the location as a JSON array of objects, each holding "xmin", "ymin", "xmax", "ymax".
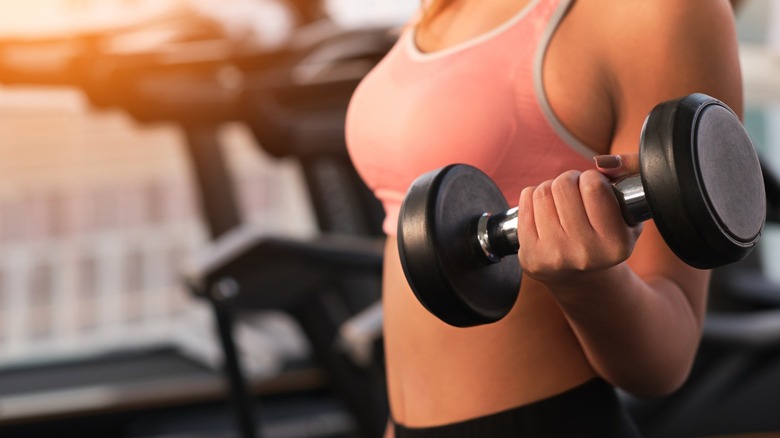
[
  {"xmin": 561, "ymin": 169, "xmax": 582, "ymax": 181},
  {"xmin": 579, "ymin": 169, "xmax": 609, "ymax": 195},
  {"xmin": 518, "ymin": 187, "xmax": 535, "ymax": 213},
  {"xmin": 534, "ymin": 181, "xmax": 554, "ymax": 201},
  {"xmin": 519, "ymin": 186, "xmax": 535, "ymax": 202},
  {"xmin": 551, "ymin": 171, "xmax": 580, "ymax": 196}
]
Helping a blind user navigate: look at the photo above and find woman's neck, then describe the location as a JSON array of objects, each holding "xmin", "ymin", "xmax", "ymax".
[{"xmin": 415, "ymin": 0, "xmax": 533, "ymax": 53}]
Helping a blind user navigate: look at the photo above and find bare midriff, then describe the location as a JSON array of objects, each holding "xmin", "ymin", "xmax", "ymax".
[{"xmin": 382, "ymin": 239, "xmax": 597, "ymax": 427}]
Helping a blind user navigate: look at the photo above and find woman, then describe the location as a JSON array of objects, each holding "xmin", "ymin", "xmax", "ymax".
[{"xmin": 346, "ymin": 0, "xmax": 743, "ymax": 436}]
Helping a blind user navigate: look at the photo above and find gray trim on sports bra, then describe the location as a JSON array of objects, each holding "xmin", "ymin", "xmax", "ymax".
[
  {"xmin": 534, "ymin": 0, "xmax": 600, "ymax": 159},
  {"xmin": 407, "ymin": 0, "xmax": 544, "ymax": 62}
]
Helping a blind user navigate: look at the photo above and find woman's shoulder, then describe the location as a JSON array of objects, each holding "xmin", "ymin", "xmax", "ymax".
[
  {"xmin": 563, "ymin": 0, "xmax": 738, "ymax": 74},
  {"xmin": 581, "ymin": 0, "xmax": 742, "ymax": 117},
  {"xmin": 589, "ymin": 0, "xmax": 735, "ymax": 32},
  {"xmin": 592, "ymin": 0, "xmax": 738, "ymax": 66}
]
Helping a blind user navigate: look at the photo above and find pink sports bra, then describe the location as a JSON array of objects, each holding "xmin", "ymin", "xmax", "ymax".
[{"xmin": 345, "ymin": 0, "xmax": 596, "ymax": 236}]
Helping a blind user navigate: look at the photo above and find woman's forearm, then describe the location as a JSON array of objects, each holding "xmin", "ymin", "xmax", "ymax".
[{"xmin": 549, "ymin": 262, "xmax": 706, "ymax": 397}]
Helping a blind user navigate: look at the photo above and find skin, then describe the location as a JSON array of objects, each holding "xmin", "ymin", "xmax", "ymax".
[
  {"xmin": 381, "ymin": 0, "xmax": 743, "ymax": 434},
  {"xmin": 730, "ymin": 0, "xmax": 747, "ymax": 11}
]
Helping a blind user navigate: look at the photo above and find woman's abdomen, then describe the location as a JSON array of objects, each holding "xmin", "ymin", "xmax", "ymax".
[{"xmin": 382, "ymin": 239, "xmax": 597, "ymax": 427}]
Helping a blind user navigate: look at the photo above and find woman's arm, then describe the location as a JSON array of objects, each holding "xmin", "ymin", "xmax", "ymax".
[{"xmin": 518, "ymin": 0, "xmax": 742, "ymax": 397}]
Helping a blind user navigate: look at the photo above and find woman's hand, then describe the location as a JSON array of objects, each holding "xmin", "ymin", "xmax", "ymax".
[{"xmin": 515, "ymin": 154, "xmax": 643, "ymax": 288}]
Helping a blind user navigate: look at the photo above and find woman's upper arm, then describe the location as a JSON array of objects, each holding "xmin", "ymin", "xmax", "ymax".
[
  {"xmin": 604, "ymin": 0, "xmax": 743, "ymax": 319},
  {"xmin": 606, "ymin": 0, "xmax": 742, "ymax": 133}
]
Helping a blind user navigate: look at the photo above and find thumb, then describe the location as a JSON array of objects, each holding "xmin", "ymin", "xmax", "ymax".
[{"xmin": 593, "ymin": 154, "xmax": 639, "ymax": 179}]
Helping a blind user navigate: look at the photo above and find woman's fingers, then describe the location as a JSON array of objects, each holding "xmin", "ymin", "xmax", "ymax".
[{"xmin": 517, "ymin": 168, "xmax": 643, "ymax": 282}]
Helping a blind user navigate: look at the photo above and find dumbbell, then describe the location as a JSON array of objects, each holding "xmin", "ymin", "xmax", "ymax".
[{"xmin": 397, "ymin": 93, "xmax": 766, "ymax": 327}]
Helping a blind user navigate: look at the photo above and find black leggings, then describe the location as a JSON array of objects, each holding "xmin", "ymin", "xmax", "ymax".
[{"xmin": 394, "ymin": 378, "xmax": 641, "ymax": 438}]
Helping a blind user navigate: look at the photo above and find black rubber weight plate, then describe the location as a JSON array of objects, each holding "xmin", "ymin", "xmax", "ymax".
[
  {"xmin": 694, "ymin": 104, "xmax": 765, "ymax": 243},
  {"xmin": 398, "ymin": 164, "xmax": 522, "ymax": 327},
  {"xmin": 641, "ymin": 94, "xmax": 765, "ymax": 269}
]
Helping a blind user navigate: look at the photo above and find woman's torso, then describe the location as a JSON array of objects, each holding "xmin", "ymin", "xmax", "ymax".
[{"xmin": 346, "ymin": 0, "xmax": 617, "ymax": 427}]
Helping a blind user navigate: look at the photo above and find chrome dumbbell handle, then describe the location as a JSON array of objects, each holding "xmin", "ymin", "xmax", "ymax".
[{"xmin": 476, "ymin": 174, "xmax": 651, "ymax": 263}]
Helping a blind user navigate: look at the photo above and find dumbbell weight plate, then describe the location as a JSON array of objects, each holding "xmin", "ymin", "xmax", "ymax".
[
  {"xmin": 640, "ymin": 93, "xmax": 765, "ymax": 269},
  {"xmin": 397, "ymin": 165, "xmax": 521, "ymax": 327}
]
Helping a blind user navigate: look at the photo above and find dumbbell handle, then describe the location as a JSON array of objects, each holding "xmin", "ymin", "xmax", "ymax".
[{"xmin": 476, "ymin": 174, "xmax": 651, "ymax": 262}]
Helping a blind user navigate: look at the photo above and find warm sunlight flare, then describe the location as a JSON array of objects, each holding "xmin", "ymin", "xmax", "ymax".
[{"xmin": 0, "ymin": 0, "xmax": 182, "ymax": 37}]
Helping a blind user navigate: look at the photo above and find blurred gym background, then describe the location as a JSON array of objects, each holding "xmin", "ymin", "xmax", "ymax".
[{"xmin": 0, "ymin": 1, "xmax": 778, "ymax": 437}]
